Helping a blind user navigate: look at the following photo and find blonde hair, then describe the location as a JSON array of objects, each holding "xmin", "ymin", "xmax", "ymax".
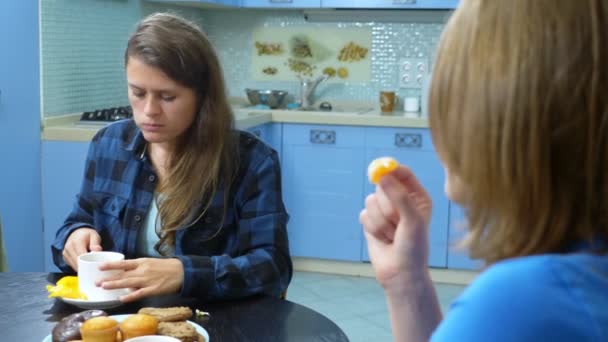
[
  {"xmin": 126, "ymin": 13, "xmax": 238, "ymax": 254},
  {"xmin": 430, "ymin": 0, "xmax": 608, "ymax": 264}
]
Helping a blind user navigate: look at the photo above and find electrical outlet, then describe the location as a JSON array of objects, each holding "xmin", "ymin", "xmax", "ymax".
[{"xmin": 398, "ymin": 58, "xmax": 429, "ymax": 89}]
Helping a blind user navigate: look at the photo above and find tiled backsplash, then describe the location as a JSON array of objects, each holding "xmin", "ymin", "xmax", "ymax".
[
  {"xmin": 41, "ymin": 0, "xmax": 444, "ymax": 117},
  {"xmin": 40, "ymin": 0, "xmax": 208, "ymax": 116},
  {"xmin": 41, "ymin": 0, "xmax": 136, "ymax": 116},
  {"xmin": 201, "ymin": 10, "xmax": 444, "ymax": 105}
]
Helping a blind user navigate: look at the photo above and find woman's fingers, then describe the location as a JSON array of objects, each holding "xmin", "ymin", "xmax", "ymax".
[
  {"xmin": 375, "ymin": 185, "xmax": 400, "ymax": 226},
  {"xmin": 379, "ymin": 173, "xmax": 422, "ymax": 219},
  {"xmin": 390, "ymin": 165, "xmax": 429, "ymax": 197},
  {"xmin": 63, "ymin": 228, "xmax": 104, "ymax": 271},
  {"xmin": 100, "ymin": 276, "xmax": 144, "ymax": 291},
  {"xmin": 98, "ymin": 259, "xmax": 138, "ymax": 272},
  {"xmin": 362, "ymin": 194, "xmax": 396, "ymax": 242},
  {"xmin": 62, "ymin": 248, "xmax": 77, "ymax": 271}
]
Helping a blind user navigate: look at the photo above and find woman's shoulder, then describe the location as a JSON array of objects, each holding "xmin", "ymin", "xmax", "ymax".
[
  {"xmin": 92, "ymin": 119, "xmax": 138, "ymax": 143},
  {"xmin": 435, "ymin": 253, "xmax": 608, "ymax": 341},
  {"xmin": 477, "ymin": 252, "xmax": 608, "ymax": 290},
  {"xmin": 233, "ymin": 129, "xmax": 277, "ymax": 166}
]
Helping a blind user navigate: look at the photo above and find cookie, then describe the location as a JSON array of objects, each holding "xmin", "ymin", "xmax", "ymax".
[
  {"xmin": 137, "ymin": 306, "xmax": 193, "ymax": 322},
  {"xmin": 157, "ymin": 321, "xmax": 198, "ymax": 342}
]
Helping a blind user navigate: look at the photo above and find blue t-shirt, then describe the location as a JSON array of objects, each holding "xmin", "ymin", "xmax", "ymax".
[{"xmin": 432, "ymin": 252, "xmax": 608, "ymax": 341}]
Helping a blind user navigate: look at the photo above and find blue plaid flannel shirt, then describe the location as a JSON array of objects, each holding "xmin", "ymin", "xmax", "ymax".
[{"xmin": 51, "ymin": 120, "xmax": 292, "ymax": 300}]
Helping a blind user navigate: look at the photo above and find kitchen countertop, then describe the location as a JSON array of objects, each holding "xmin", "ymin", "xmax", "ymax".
[{"xmin": 42, "ymin": 102, "xmax": 428, "ymax": 142}]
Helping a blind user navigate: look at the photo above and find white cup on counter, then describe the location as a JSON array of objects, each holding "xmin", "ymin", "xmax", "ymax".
[{"xmin": 404, "ymin": 96, "xmax": 420, "ymax": 113}]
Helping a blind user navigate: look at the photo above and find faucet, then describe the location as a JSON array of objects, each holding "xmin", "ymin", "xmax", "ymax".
[{"xmin": 299, "ymin": 74, "xmax": 329, "ymax": 109}]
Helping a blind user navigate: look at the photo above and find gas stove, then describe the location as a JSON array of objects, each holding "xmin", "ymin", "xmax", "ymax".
[{"xmin": 79, "ymin": 106, "xmax": 133, "ymax": 122}]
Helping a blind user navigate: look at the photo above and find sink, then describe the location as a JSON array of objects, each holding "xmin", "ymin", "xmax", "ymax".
[{"xmin": 289, "ymin": 106, "xmax": 374, "ymax": 114}]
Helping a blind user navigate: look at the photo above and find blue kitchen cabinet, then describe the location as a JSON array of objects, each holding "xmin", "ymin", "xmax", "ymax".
[
  {"xmin": 241, "ymin": 0, "xmax": 321, "ymax": 8},
  {"xmin": 247, "ymin": 123, "xmax": 283, "ymax": 160},
  {"xmin": 144, "ymin": 0, "xmax": 240, "ymax": 7},
  {"xmin": 42, "ymin": 141, "xmax": 90, "ymax": 272},
  {"xmin": 0, "ymin": 2, "xmax": 44, "ymax": 271},
  {"xmin": 247, "ymin": 123, "xmax": 270, "ymax": 144},
  {"xmin": 267, "ymin": 123, "xmax": 283, "ymax": 161},
  {"xmin": 362, "ymin": 127, "xmax": 449, "ymax": 267},
  {"xmin": 282, "ymin": 123, "xmax": 366, "ymax": 261},
  {"xmin": 321, "ymin": 0, "xmax": 458, "ymax": 9},
  {"xmin": 447, "ymin": 203, "xmax": 482, "ymax": 270}
]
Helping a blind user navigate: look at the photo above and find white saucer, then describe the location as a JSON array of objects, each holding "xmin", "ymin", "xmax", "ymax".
[
  {"xmin": 42, "ymin": 314, "xmax": 210, "ymax": 342},
  {"xmin": 57, "ymin": 296, "xmax": 123, "ymax": 310}
]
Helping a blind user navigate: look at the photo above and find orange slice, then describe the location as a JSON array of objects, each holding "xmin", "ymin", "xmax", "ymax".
[{"xmin": 367, "ymin": 157, "xmax": 399, "ymax": 184}]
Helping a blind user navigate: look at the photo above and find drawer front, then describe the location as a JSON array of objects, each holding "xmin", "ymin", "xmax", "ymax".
[
  {"xmin": 365, "ymin": 127, "xmax": 434, "ymax": 152},
  {"xmin": 283, "ymin": 123, "xmax": 365, "ymax": 147}
]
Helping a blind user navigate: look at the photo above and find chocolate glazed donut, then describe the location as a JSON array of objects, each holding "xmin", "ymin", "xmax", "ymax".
[{"xmin": 52, "ymin": 310, "xmax": 108, "ymax": 342}]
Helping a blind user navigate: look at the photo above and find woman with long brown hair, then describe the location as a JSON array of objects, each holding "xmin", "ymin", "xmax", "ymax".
[
  {"xmin": 361, "ymin": 0, "xmax": 608, "ymax": 340},
  {"xmin": 52, "ymin": 13, "xmax": 292, "ymax": 302}
]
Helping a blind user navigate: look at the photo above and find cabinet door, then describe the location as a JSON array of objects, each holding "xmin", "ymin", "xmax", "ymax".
[
  {"xmin": 363, "ymin": 127, "xmax": 449, "ymax": 267},
  {"xmin": 0, "ymin": 2, "xmax": 43, "ymax": 271},
  {"xmin": 42, "ymin": 142, "xmax": 90, "ymax": 272},
  {"xmin": 247, "ymin": 124, "xmax": 269, "ymax": 144},
  {"xmin": 144, "ymin": 0, "xmax": 240, "ymax": 7},
  {"xmin": 447, "ymin": 203, "xmax": 482, "ymax": 270},
  {"xmin": 321, "ymin": 0, "xmax": 458, "ymax": 9},
  {"xmin": 241, "ymin": 0, "xmax": 321, "ymax": 8},
  {"xmin": 267, "ymin": 123, "xmax": 283, "ymax": 161},
  {"xmin": 282, "ymin": 124, "xmax": 365, "ymax": 261}
]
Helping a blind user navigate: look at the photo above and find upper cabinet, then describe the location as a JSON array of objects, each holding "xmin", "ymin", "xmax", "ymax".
[
  {"xmin": 147, "ymin": 0, "xmax": 457, "ymax": 8},
  {"xmin": 241, "ymin": 0, "xmax": 321, "ymax": 8},
  {"xmin": 214, "ymin": 0, "xmax": 241, "ymax": 7},
  {"xmin": 321, "ymin": 0, "xmax": 458, "ymax": 9},
  {"xmin": 144, "ymin": 0, "xmax": 240, "ymax": 7}
]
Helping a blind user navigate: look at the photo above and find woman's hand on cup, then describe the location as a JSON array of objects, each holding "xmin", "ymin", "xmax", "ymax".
[
  {"xmin": 359, "ymin": 165, "xmax": 432, "ymax": 292},
  {"xmin": 63, "ymin": 227, "xmax": 103, "ymax": 271},
  {"xmin": 96, "ymin": 258, "xmax": 185, "ymax": 302}
]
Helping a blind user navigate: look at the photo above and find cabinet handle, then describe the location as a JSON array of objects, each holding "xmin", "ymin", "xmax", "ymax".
[
  {"xmin": 392, "ymin": 0, "xmax": 416, "ymax": 4},
  {"xmin": 270, "ymin": 0, "xmax": 293, "ymax": 3},
  {"xmin": 310, "ymin": 129, "xmax": 336, "ymax": 145},
  {"xmin": 395, "ymin": 133, "xmax": 422, "ymax": 148},
  {"xmin": 251, "ymin": 129, "xmax": 262, "ymax": 138}
]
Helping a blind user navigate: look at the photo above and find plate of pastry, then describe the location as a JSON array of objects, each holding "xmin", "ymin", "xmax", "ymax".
[{"xmin": 43, "ymin": 306, "xmax": 209, "ymax": 342}]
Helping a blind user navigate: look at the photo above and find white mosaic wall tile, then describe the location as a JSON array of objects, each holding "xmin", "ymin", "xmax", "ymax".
[
  {"xmin": 200, "ymin": 10, "xmax": 444, "ymax": 104},
  {"xmin": 40, "ymin": 0, "xmax": 207, "ymax": 116},
  {"xmin": 41, "ymin": 1, "xmax": 444, "ymax": 116},
  {"xmin": 41, "ymin": 0, "xmax": 137, "ymax": 116}
]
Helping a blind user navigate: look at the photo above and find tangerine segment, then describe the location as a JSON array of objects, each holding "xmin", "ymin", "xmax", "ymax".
[{"xmin": 368, "ymin": 157, "xmax": 399, "ymax": 184}]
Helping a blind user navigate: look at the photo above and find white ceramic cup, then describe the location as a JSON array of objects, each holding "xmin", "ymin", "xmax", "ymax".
[
  {"xmin": 404, "ymin": 96, "xmax": 420, "ymax": 113},
  {"xmin": 78, "ymin": 251, "xmax": 128, "ymax": 301}
]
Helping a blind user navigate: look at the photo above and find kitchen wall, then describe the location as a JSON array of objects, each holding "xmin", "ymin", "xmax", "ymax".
[
  {"xmin": 40, "ymin": 0, "xmax": 207, "ymax": 116},
  {"xmin": 200, "ymin": 9, "xmax": 445, "ymax": 105},
  {"xmin": 41, "ymin": 0, "xmax": 445, "ymax": 117}
]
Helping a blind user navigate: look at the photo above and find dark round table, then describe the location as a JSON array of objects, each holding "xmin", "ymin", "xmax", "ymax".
[{"xmin": 0, "ymin": 273, "xmax": 349, "ymax": 341}]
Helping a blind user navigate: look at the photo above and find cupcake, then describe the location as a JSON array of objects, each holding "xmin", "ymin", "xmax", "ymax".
[
  {"xmin": 120, "ymin": 314, "xmax": 159, "ymax": 340},
  {"xmin": 80, "ymin": 316, "xmax": 119, "ymax": 342}
]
